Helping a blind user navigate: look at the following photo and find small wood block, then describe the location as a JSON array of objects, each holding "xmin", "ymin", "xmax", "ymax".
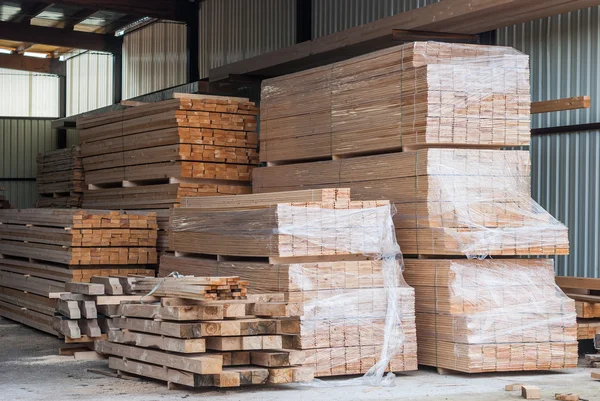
[
  {"xmin": 506, "ymin": 383, "xmax": 525, "ymax": 391},
  {"xmin": 592, "ymin": 371, "xmax": 600, "ymax": 380},
  {"xmin": 555, "ymin": 394, "xmax": 580, "ymax": 401},
  {"xmin": 522, "ymin": 386, "xmax": 541, "ymax": 400},
  {"xmin": 74, "ymin": 351, "xmax": 106, "ymax": 361}
]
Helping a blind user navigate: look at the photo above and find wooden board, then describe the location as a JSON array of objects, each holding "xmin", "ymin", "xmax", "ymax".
[{"xmin": 531, "ymin": 96, "xmax": 591, "ymax": 114}]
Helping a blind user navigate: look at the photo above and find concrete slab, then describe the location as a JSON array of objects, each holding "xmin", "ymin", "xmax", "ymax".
[{"xmin": 0, "ymin": 317, "xmax": 597, "ymax": 401}]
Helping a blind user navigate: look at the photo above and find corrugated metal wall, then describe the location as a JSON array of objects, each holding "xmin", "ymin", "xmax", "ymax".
[
  {"xmin": 123, "ymin": 22, "xmax": 187, "ymax": 99},
  {"xmin": 311, "ymin": 0, "xmax": 440, "ymax": 38},
  {"xmin": 198, "ymin": 0, "xmax": 296, "ymax": 79},
  {"xmin": 0, "ymin": 118, "xmax": 56, "ymax": 208},
  {"xmin": 0, "ymin": 69, "xmax": 59, "ymax": 118},
  {"xmin": 66, "ymin": 52, "xmax": 114, "ymax": 117},
  {"xmin": 498, "ymin": 6, "xmax": 600, "ymax": 277}
]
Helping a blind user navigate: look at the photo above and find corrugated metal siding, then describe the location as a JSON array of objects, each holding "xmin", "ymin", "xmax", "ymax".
[
  {"xmin": 0, "ymin": 118, "xmax": 56, "ymax": 208},
  {"xmin": 199, "ymin": 0, "xmax": 296, "ymax": 79},
  {"xmin": 311, "ymin": 0, "xmax": 440, "ymax": 38},
  {"xmin": 123, "ymin": 22, "xmax": 187, "ymax": 99},
  {"xmin": 0, "ymin": 69, "xmax": 59, "ymax": 117},
  {"xmin": 66, "ymin": 52, "xmax": 114, "ymax": 117},
  {"xmin": 498, "ymin": 6, "xmax": 600, "ymax": 278}
]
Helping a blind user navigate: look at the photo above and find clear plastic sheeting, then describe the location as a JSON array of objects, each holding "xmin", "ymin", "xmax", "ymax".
[
  {"xmin": 403, "ymin": 258, "xmax": 578, "ymax": 373},
  {"xmin": 167, "ymin": 198, "xmax": 418, "ymax": 384},
  {"xmin": 259, "ymin": 41, "xmax": 530, "ymax": 164}
]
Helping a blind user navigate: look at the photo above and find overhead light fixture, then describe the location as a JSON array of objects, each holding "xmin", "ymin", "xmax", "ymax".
[
  {"xmin": 0, "ymin": 48, "xmax": 13, "ymax": 54},
  {"xmin": 23, "ymin": 52, "xmax": 49, "ymax": 58},
  {"xmin": 115, "ymin": 29, "xmax": 125, "ymax": 36},
  {"xmin": 59, "ymin": 55, "xmax": 66, "ymax": 61}
]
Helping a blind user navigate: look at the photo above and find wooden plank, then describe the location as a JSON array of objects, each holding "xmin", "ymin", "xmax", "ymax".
[
  {"xmin": 108, "ymin": 329, "xmax": 206, "ymax": 353},
  {"xmin": 531, "ymin": 96, "xmax": 591, "ymax": 114},
  {"xmin": 118, "ymin": 302, "xmax": 224, "ymax": 321},
  {"xmin": 557, "ymin": 277, "xmax": 600, "ymax": 291},
  {"xmin": 205, "ymin": 335, "xmax": 283, "ymax": 351}
]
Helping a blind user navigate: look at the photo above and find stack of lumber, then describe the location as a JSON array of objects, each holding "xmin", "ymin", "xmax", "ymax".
[
  {"xmin": 78, "ymin": 94, "xmax": 258, "ymax": 210},
  {"xmin": 93, "ymin": 275, "xmax": 315, "ymax": 388},
  {"xmin": 36, "ymin": 146, "xmax": 84, "ymax": 208},
  {"xmin": 556, "ymin": 277, "xmax": 600, "ymax": 342},
  {"xmin": 0, "ymin": 186, "xmax": 8, "ymax": 208},
  {"xmin": 161, "ymin": 189, "xmax": 418, "ymax": 377},
  {"xmin": 253, "ymin": 149, "xmax": 569, "ymax": 256},
  {"xmin": 260, "ymin": 41, "xmax": 530, "ymax": 164},
  {"xmin": 403, "ymin": 259, "xmax": 577, "ymax": 373},
  {"xmin": 0, "ymin": 209, "xmax": 157, "ymax": 336},
  {"xmin": 252, "ymin": 42, "xmax": 573, "ymax": 374}
]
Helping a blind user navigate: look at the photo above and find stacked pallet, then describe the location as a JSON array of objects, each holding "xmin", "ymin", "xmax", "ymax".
[
  {"xmin": 0, "ymin": 186, "xmax": 8, "ymax": 208},
  {"xmin": 37, "ymin": 146, "xmax": 84, "ymax": 208},
  {"xmin": 78, "ymin": 94, "xmax": 258, "ymax": 210},
  {"xmin": 556, "ymin": 277, "xmax": 600, "ymax": 341},
  {"xmin": 403, "ymin": 259, "xmax": 577, "ymax": 373},
  {"xmin": 161, "ymin": 189, "xmax": 418, "ymax": 378},
  {"xmin": 94, "ymin": 275, "xmax": 315, "ymax": 388},
  {"xmin": 252, "ymin": 41, "xmax": 575, "ymax": 374},
  {"xmin": 0, "ymin": 209, "xmax": 156, "ymax": 335},
  {"xmin": 260, "ymin": 41, "xmax": 530, "ymax": 163}
]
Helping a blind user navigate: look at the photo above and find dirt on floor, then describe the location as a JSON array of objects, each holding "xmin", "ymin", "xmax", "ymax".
[{"xmin": 0, "ymin": 317, "xmax": 598, "ymax": 401}]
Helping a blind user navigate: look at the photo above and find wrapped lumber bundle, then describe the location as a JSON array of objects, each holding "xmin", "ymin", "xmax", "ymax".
[
  {"xmin": 0, "ymin": 209, "xmax": 157, "ymax": 336},
  {"xmin": 260, "ymin": 41, "xmax": 530, "ymax": 164},
  {"xmin": 91, "ymin": 275, "xmax": 315, "ymax": 388},
  {"xmin": 253, "ymin": 149, "xmax": 569, "ymax": 256},
  {"xmin": 36, "ymin": 146, "xmax": 84, "ymax": 208},
  {"xmin": 78, "ymin": 94, "xmax": 258, "ymax": 210},
  {"xmin": 403, "ymin": 259, "xmax": 577, "ymax": 373},
  {"xmin": 161, "ymin": 189, "xmax": 418, "ymax": 380}
]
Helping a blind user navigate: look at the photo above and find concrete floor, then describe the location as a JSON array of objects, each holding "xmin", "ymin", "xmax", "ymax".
[{"xmin": 1, "ymin": 317, "xmax": 598, "ymax": 401}]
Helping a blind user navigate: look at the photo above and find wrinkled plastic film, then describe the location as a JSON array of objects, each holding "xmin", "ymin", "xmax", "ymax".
[
  {"xmin": 170, "ymin": 203, "xmax": 416, "ymax": 385},
  {"xmin": 260, "ymin": 41, "xmax": 530, "ymax": 164}
]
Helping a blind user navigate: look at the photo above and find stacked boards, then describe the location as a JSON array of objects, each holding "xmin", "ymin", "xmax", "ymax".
[
  {"xmin": 556, "ymin": 277, "xmax": 600, "ymax": 340},
  {"xmin": 161, "ymin": 189, "xmax": 418, "ymax": 377},
  {"xmin": 78, "ymin": 95, "xmax": 258, "ymax": 210},
  {"xmin": 252, "ymin": 41, "xmax": 574, "ymax": 374},
  {"xmin": 94, "ymin": 276, "xmax": 315, "ymax": 388},
  {"xmin": 403, "ymin": 259, "xmax": 577, "ymax": 373},
  {"xmin": 0, "ymin": 209, "xmax": 156, "ymax": 335},
  {"xmin": 260, "ymin": 41, "xmax": 530, "ymax": 164},
  {"xmin": 37, "ymin": 146, "xmax": 84, "ymax": 208}
]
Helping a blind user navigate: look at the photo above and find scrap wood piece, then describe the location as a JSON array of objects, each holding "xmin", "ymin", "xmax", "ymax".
[
  {"xmin": 555, "ymin": 394, "xmax": 581, "ymax": 401},
  {"xmin": 74, "ymin": 351, "xmax": 106, "ymax": 361},
  {"xmin": 505, "ymin": 383, "xmax": 524, "ymax": 391},
  {"xmin": 522, "ymin": 386, "xmax": 541, "ymax": 400},
  {"xmin": 531, "ymin": 96, "xmax": 590, "ymax": 114}
]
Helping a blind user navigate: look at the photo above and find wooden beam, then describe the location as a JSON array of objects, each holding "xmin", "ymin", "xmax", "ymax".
[
  {"xmin": 391, "ymin": 29, "xmax": 479, "ymax": 43},
  {"xmin": 57, "ymin": 9, "xmax": 97, "ymax": 30},
  {"xmin": 531, "ymin": 96, "xmax": 591, "ymax": 114},
  {"xmin": 556, "ymin": 276, "xmax": 600, "ymax": 291},
  {"xmin": 0, "ymin": 52, "xmax": 65, "ymax": 75},
  {"xmin": 9, "ymin": 2, "xmax": 52, "ymax": 24},
  {"xmin": 0, "ymin": 20, "xmax": 121, "ymax": 53},
  {"xmin": 209, "ymin": 0, "xmax": 600, "ymax": 81},
  {"xmin": 21, "ymin": 0, "xmax": 191, "ymax": 21}
]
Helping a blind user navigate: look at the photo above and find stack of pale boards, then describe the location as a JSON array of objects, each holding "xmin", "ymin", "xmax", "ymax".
[
  {"xmin": 36, "ymin": 146, "xmax": 84, "ymax": 208},
  {"xmin": 162, "ymin": 188, "xmax": 418, "ymax": 377},
  {"xmin": 0, "ymin": 209, "xmax": 156, "ymax": 336},
  {"xmin": 53, "ymin": 275, "xmax": 315, "ymax": 388}
]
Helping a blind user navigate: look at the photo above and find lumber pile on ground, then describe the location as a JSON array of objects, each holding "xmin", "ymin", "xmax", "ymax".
[
  {"xmin": 36, "ymin": 146, "xmax": 84, "ymax": 208},
  {"xmin": 403, "ymin": 259, "xmax": 578, "ymax": 373},
  {"xmin": 252, "ymin": 42, "xmax": 574, "ymax": 374},
  {"xmin": 160, "ymin": 189, "xmax": 418, "ymax": 378},
  {"xmin": 556, "ymin": 277, "xmax": 600, "ymax": 349},
  {"xmin": 0, "ymin": 186, "xmax": 8, "ymax": 208},
  {"xmin": 78, "ymin": 95, "xmax": 258, "ymax": 210},
  {"xmin": 93, "ymin": 275, "xmax": 314, "ymax": 388},
  {"xmin": 253, "ymin": 149, "xmax": 569, "ymax": 256},
  {"xmin": 260, "ymin": 41, "xmax": 530, "ymax": 164},
  {"xmin": 0, "ymin": 209, "xmax": 157, "ymax": 335}
]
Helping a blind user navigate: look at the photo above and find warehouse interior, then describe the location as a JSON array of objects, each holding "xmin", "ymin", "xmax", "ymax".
[{"xmin": 1, "ymin": 1, "xmax": 600, "ymax": 400}]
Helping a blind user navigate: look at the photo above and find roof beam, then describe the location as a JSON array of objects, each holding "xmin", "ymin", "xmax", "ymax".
[
  {"xmin": 0, "ymin": 52, "xmax": 65, "ymax": 75},
  {"xmin": 19, "ymin": 0, "xmax": 194, "ymax": 21},
  {"xmin": 56, "ymin": 8, "xmax": 97, "ymax": 29},
  {"xmin": 9, "ymin": 2, "xmax": 52, "ymax": 24},
  {"xmin": 0, "ymin": 20, "xmax": 121, "ymax": 53}
]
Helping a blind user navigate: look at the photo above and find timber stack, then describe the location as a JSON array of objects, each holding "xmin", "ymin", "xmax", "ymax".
[
  {"xmin": 91, "ymin": 275, "xmax": 315, "ymax": 388},
  {"xmin": 36, "ymin": 146, "xmax": 84, "ymax": 208},
  {"xmin": 252, "ymin": 41, "xmax": 576, "ymax": 373},
  {"xmin": 0, "ymin": 209, "xmax": 157, "ymax": 336},
  {"xmin": 77, "ymin": 94, "xmax": 259, "ymax": 252},
  {"xmin": 159, "ymin": 188, "xmax": 418, "ymax": 377}
]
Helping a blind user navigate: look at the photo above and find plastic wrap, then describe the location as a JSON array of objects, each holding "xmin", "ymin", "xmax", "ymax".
[
  {"xmin": 403, "ymin": 259, "xmax": 578, "ymax": 373},
  {"xmin": 260, "ymin": 41, "xmax": 530, "ymax": 164},
  {"xmin": 252, "ymin": 148, "xmax": 569, "ymax": 258},
  {"xmin": 167, "ymin": 199, "xmax": 417, "ymax": 384}
]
